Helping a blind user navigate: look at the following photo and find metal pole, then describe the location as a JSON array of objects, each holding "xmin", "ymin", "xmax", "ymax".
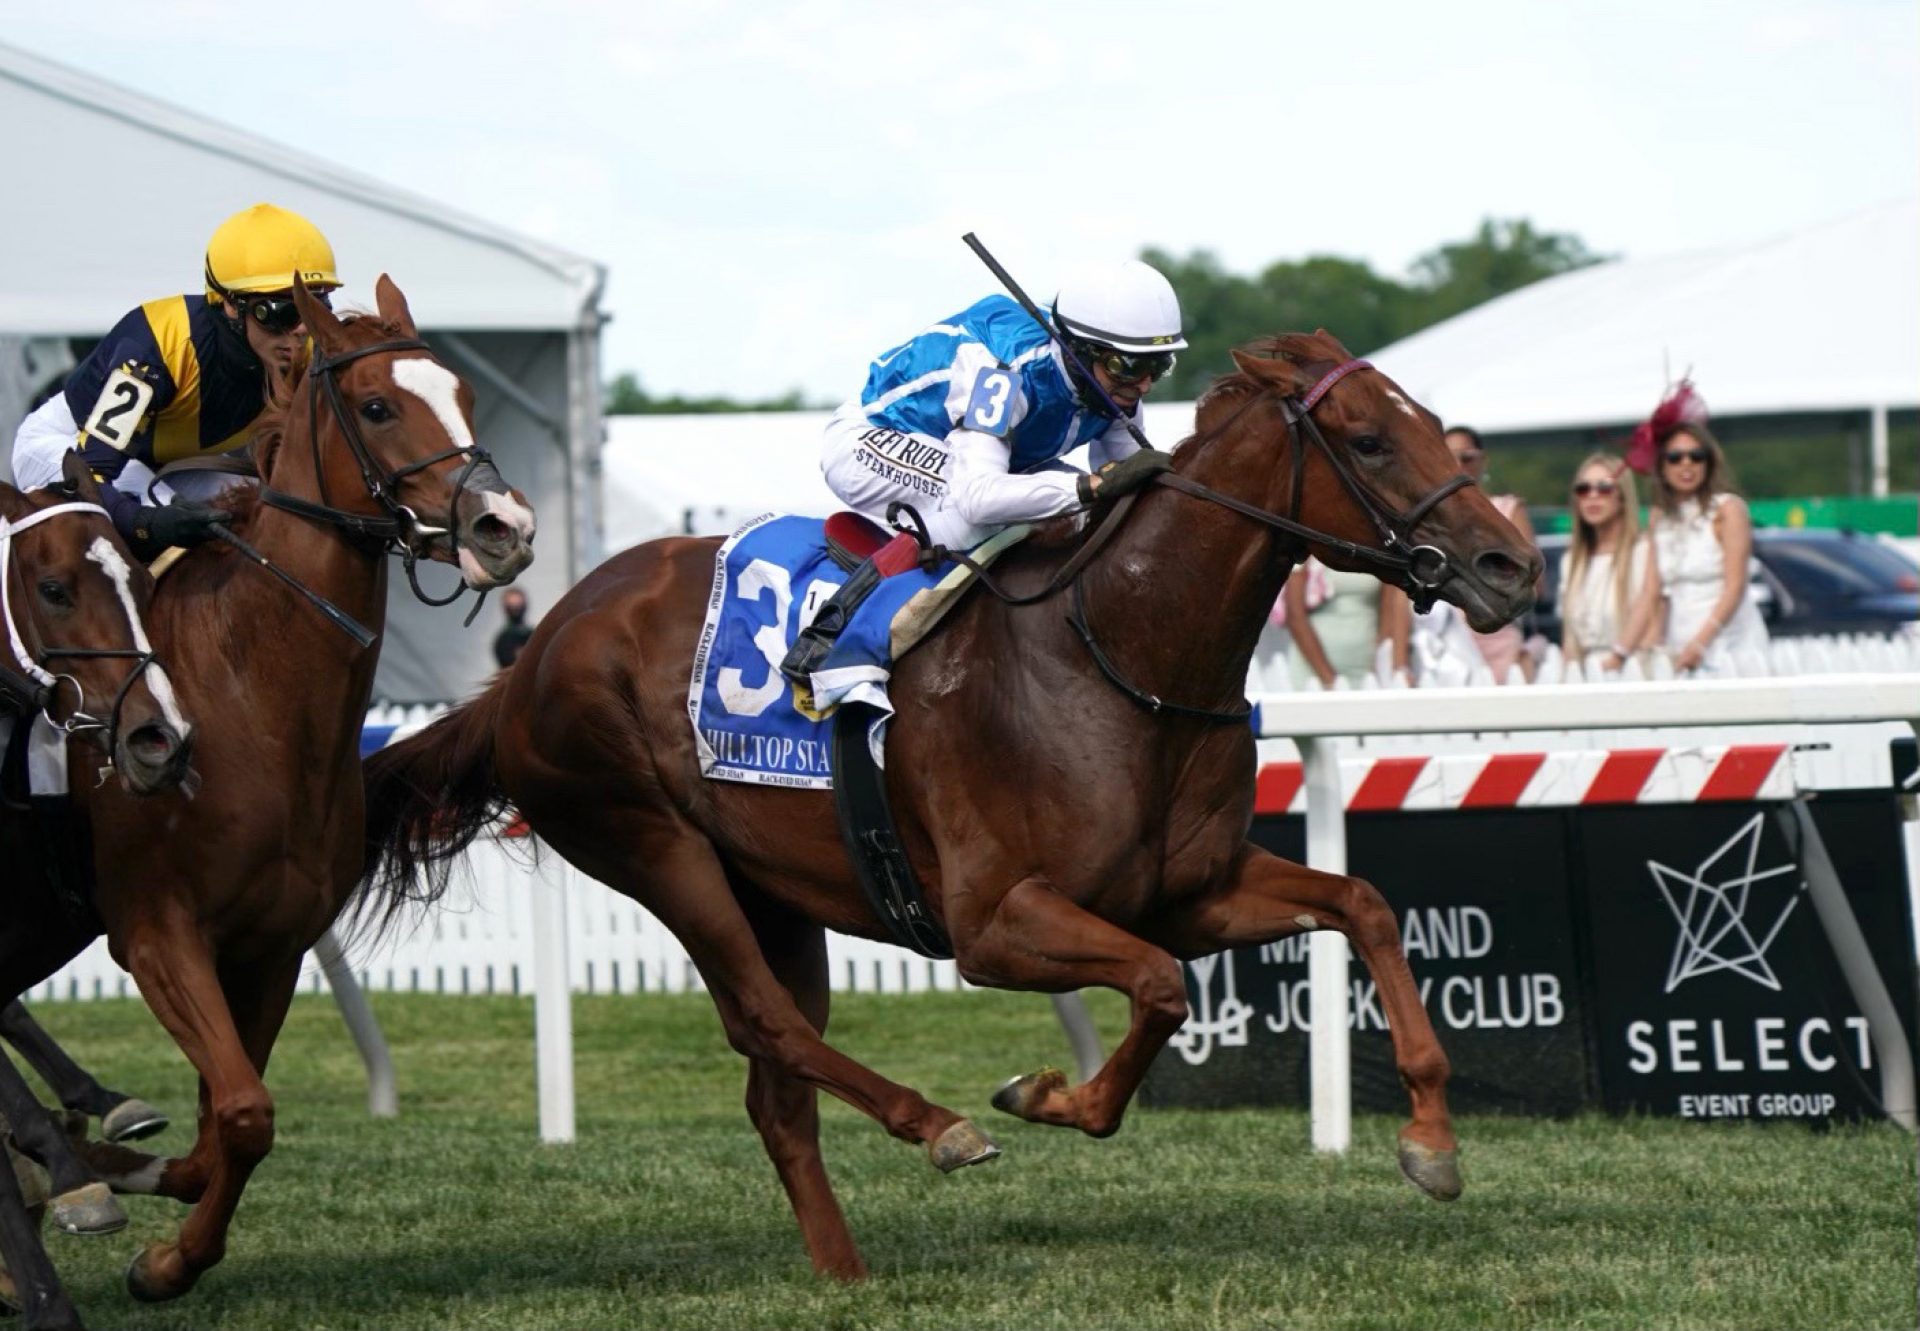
[
  {"xmin": 1869, "ymin": 404, "xmax": 1890, "ymax": 500},
  {"xmin": 1300, "ymin": 736, "xmax": 1351, "ymax": 1153},
  {"xmin": 1778, "ymin": 798, "xmax": 1917, "ymax": 1129},
  {"xmin": 315, "ymin": 929, "xmax": 397, "ymax": 1118},
  {"xmin": 531, "ymin": 850, "xmax": 576, "ymax": 1144},
  {"xmin": 1049, "ymin": 993, "xmax": 1105, "ymax": 1083}
]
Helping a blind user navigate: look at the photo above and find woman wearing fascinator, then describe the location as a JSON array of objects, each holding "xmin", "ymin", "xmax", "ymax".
[{"xmin": 1626, "ymin": 380, "xmax": 1770, "ymax": 674}]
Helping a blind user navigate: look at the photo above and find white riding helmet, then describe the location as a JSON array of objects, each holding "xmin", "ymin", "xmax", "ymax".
[{"xmin": 1052, "ymin": 260, "xmax": 1188, "ymax": 354}]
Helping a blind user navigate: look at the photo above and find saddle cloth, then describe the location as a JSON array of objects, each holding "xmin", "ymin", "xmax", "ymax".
[{"xmin": 687, "ymin": 512, "xmax": 1026, "ymax": 790}]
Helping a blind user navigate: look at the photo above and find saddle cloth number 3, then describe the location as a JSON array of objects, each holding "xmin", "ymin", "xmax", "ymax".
[{"xmin": 717, "ymin": 559, "xmax": 841, "ymax": 717}]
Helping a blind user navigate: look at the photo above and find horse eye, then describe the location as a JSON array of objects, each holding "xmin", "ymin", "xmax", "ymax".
[
  {"xmin": 1350, "ymin": 435, "xmax": 1387, "ymax": 458},
  {"xmin": 37, "ymin": 578, "xmax": 72, "ymax": 609},
  {"xmin": 360, "ymin": 399, "xmax": 394, "ymax": 424}
]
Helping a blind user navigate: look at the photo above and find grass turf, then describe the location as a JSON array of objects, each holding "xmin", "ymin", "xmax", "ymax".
[{"xmin": 13, "ymin": 990, "xmax": 1916, "ymax": 1330}]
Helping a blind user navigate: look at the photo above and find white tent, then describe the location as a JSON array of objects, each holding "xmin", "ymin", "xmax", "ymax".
[
  {"xmin": 1369, "ymin": 199, "xmax": 1918, "ymax": 493},
  {"xmin": 0, "ymin": 42, "xmax": 607, "ymax": 702}
]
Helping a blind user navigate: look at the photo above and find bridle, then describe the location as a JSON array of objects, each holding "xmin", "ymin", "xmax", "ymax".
[
  {"xmin": 260, "ymin": 337, "xmax": 496, "ymax": 608},
  {"xmin": 0, "ymin": 501, "xmax": 165, "ymax": 748},
  {"xmin": 939, "ymin": 357, "xmax": 1477, "ymax": 723}
]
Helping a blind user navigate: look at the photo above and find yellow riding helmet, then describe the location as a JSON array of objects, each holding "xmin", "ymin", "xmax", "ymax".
[{"xmin": 204, "ymin": 204, "xmax": 340, "ymax": 302}]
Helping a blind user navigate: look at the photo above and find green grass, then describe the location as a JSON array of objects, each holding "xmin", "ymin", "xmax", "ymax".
[{"xmin": 17, "ymin": 991, "xmax": 1916, "ymax": 1330}]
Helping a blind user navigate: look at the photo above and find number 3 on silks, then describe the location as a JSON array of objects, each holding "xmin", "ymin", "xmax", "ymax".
[{"xmin": 963, "ymin": 367, "xmax": 1015, "ymax": 437}]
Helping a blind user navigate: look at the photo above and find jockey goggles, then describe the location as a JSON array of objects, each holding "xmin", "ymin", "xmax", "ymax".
[
  {"xmin": 236, "ymin": 289, "xmax": 328, "ymax": 334},
  {"xmin": 1089, "ymin": 346, "xmax": 1176, "ymax": 384}
]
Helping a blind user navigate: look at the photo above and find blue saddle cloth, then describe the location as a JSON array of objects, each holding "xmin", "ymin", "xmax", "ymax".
[{"xmin": 688, "ymin": 513, "xmax": 948, "ymax": 790}]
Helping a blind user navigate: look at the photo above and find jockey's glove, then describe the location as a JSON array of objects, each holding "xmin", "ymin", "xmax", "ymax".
[
  {"xmin": 133, "ymin": 502, "xmax": 233, "ymax": 554},
  {"xmin": 1077, "ymin": 448, "xmax": 1172, "ymax": 506}
]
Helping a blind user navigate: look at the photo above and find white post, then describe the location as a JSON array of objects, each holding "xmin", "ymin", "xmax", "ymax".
[
  {"xmin": 530, "ymin": 848, "xmax": 576, "ymax": 1144},
  {"xmin": 1869, "ymin": 404, "xmax": 1890, "ymax": 499},
  {"xmin": 1300, "ymin": 736, "xmax": 1351, "ymax": 1154}
]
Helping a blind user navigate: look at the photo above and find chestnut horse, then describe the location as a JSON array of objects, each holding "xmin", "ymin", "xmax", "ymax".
[
  {"xmin": 0, "ymin": 276, "xmax": 535, "ymax": 1309},
  {"xmin": 363, "ymin": 333, "xmax": 1540, "ymax": 1278},
  {"xmin": 0, "ymin": 460, "xmax": 191, "ymax": 1331}
]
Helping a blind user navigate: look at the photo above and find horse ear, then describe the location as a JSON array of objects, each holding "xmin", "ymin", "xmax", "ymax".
[
  {"xmin": 60, "ymin": 450, "xmax": 105, "ymax": 504},
  {"xmin": 1230, "ymin": 347, "xmax": 1311, "ymax": 394},
  {"xmin": 293, "ymin": 275, "xmax": 345, "ymax": 347},
  {"xmin": 373, "ymin": 275, "xmax": 418, "ymax": 337},
  {"xmin": 1312, "ymin": 328, "xmax": 1356, "ymax": 360}
]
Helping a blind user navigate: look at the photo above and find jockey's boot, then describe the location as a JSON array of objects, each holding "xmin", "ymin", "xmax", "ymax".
[{"xmin": 780, "ymin": 531, "xmax": 920, "ymax": 688}]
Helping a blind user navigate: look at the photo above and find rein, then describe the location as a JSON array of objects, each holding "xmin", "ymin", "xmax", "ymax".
[
  {"xmin": 944, "ymin": 358, "xmax": 1476, "ymax": 722},
  {"xmin": 260, "ymin": 336, "xmax": 495, "ymax": 613},
  {"xmin": 0, "ymin": 501, "xmax": 164, "ymax": 748}
]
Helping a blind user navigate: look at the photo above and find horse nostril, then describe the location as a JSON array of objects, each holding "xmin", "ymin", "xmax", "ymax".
[
  {"xmin": 1472, "ymin": 549, "xmax": 1527, "ymax": 593},
  {"xmin": 471, "ymin": 513, "xmax": 514, "ymax": 550},
  {"xmin": 125, "ymin": 723, "xmax": 180, "ymax": 769}
]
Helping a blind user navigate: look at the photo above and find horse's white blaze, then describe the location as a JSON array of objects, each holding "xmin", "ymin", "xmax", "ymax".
[
  {"xmin": 390, "ymin": 358, "xmax": 477, "ymax": 454},
  {"xmin": 1383, "ymin": 388, "xmax": 1417, "ymax": 419},
  {"xmin": 85, "ymin": 536, "xmax": 190, "ymax": 738}
]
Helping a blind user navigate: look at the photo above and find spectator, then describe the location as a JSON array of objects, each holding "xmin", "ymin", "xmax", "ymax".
[
  {"xmin": 1559, "ymin": 452, "xmax": 1654, "ymax": 673},
  {"xmin": 1445, "ymin": 426, "xmax": 1543, "ymax": 681},
  {"xmin": 1629, "ymin": 382, "xmax": 1769, "ymax": 674},
  {"xmin": 1283, "ymin": 557, "xmax": 1409, "ymax": 687},
  {"xmin": 492, "ymin": 588, "xmax": 535, "ymax": 668}
]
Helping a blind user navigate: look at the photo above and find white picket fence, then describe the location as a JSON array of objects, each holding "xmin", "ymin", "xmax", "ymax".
[{"xmin": 25, "ymin": 629, "xmax": 1916, "ymax": 1008}]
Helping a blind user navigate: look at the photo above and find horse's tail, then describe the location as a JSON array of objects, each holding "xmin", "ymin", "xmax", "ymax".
[{"xmin": 354, "ymin": 677, "xmax": 512, "ymax": 937}]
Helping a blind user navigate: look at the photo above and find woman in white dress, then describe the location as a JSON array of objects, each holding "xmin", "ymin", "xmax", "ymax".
[
  {"xmin": 1631, "ymin": 392, "xmax": 1769, "ymax": 674},
  {"xmin": 1558, "ymin": 452, "xmax": 1654, "ymax": 673}
]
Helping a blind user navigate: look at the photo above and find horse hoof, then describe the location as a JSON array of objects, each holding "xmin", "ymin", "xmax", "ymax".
[
  {"xmin": 52, "ymin": 1180, "xmax": 128, "ymax": 1236},
  {"xmin": 126, "ymin": 1241, "xmax": 194, "ymax": 1303},
  {"xmin": 101, "ymin": 1098, "xmax": 170, "ymax": 1143},
  {"xmin": 990, "ymin": 1066, "xmax": 1069, "ymax": 1120},
  {"xmin": 1398, "ymin": 1139, "xmax": 1463, "ymax": 1202},
  {"xmin": 928, "ymin": 1119, "xmax": 1002, "ymax": 1174}
]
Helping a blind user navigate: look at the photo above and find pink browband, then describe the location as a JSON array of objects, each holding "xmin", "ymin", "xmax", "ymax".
[{"xmin": 1300, "ymin": 358, "xmax": 1373, "ymax": 411}]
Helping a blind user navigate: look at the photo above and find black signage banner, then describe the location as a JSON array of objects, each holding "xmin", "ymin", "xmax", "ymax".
[
  {"xmin": 1144, "ymin": 793, "xmax": 1919, "ymax": 1126},
  {"xmin": 1144, "ymin": 809, "xmax": 1591, "ymax": 1116},
  {"xmin": 1579, "ymin": 794, "xmax": 1918, "ymax": 1123}
]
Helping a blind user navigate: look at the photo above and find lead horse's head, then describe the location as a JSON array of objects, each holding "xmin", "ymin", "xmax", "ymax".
[
  {"xmin": 1203, "ymin": 332, "xmax": 1539, "ymax": 631},
  {"xmin": 275, "ymin": 275, "xmax": 536, "ymax": 592}
]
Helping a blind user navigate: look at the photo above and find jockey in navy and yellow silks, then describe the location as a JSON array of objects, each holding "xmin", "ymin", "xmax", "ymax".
[{"xmin": 10, "ymin": 204, "xmax": 340, "ymax": 555}]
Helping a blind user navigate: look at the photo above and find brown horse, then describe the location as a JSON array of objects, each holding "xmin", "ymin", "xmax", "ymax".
[
  {"xmin": 0, "ymin": 276, "xmax": 535, "ymax": 1307},
  {"xmin": 0, "ymin": 460, "xmax": 192, "ymax": 1331},
  {"xmin": 363, "ymin": 333, "xmax": 1540, "ymax": 1278}
]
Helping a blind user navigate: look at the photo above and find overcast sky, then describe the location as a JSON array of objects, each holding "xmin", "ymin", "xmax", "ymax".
[{"xmin": 9, "ymin": 1, "xmax": 1915, "ymax": 401}]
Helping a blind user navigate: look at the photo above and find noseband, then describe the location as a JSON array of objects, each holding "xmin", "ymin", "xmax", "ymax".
[
  {"xmin": 260, "ymin": 337, "xmax": 497, "ymax": 608},
  {"xmin": 0, "ymin": 501, "xmax": 165, "ymax": 749}
]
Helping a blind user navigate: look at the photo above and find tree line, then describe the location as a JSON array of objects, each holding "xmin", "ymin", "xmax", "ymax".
[{"xmin": 603, "ymin": 217, "xmax": 1601, "ymax": 415}]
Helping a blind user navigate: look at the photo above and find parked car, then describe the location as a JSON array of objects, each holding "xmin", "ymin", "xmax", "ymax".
[{"xmin": 1529, "ymin": 527, "xmax": 1920, "ymax": 644}]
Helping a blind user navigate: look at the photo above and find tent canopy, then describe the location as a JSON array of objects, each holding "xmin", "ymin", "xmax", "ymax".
[
  {"xmin": 1369, "ymin": 199, "xmax": 1919, "ymax": 435},
  {"xmin": 0, "ymin": 41, "xmax": 607, "ymax": 703}
]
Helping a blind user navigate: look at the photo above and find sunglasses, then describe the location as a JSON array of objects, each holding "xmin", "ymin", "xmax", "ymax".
[
  {"xmin": 237, "ymin": 290, "xmax": 330, "ymax": 335},
  {"xmin": 1093, "ymin": 349, "xmax": 1176, "ymax": 384},
  {"xmin": 1452, "ymin": 447, "xmax": 1485, "ymax": 465},
  {"xmin": 1663, "ymin": 448, "xmax": 1709, "ymax": 466},
  {"xmin": 1572, "ymin": 480, "xmax": 1618, "ymax": 497}
]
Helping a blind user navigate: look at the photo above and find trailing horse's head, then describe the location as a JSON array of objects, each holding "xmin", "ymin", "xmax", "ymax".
[
  {"xmin": 0, "ymin": 455, "xmax": 193, "ymax": 795},
  {"xmin": 287, "ymin": 275, "xmax": 537, "ymax": 589},
  {"xmin": 1213, "ymin": 332, "xmax": 1540, "ymax": 631}
]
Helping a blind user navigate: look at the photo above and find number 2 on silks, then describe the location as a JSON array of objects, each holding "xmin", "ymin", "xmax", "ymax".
[{"xmin": 963, "ymin": 367, "xmax": 1015, "ymax": 436}]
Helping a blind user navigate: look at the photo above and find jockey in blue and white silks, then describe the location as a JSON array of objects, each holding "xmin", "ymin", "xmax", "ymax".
[{"xmin": 781, "ymin": 258, "xmax": 1188, "ymax": 687}]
